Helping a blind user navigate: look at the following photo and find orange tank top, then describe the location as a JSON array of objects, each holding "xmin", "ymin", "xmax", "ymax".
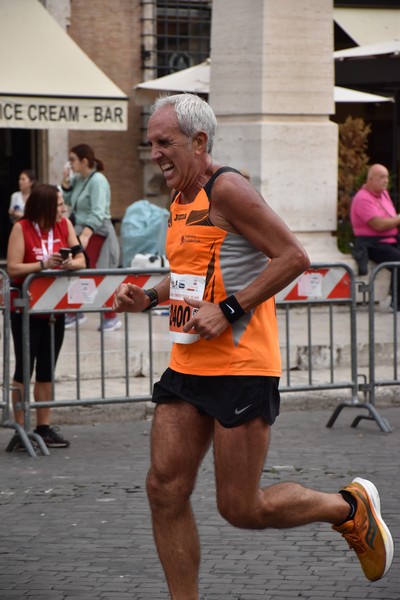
[{"xmin": 166, "ymin": 168, "xmax": 281, "ymax": 376}]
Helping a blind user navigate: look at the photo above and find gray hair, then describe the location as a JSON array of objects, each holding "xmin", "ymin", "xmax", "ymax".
[{"xmin": 151, "ymin": 93, "xmax": 217, "ymax": 154}]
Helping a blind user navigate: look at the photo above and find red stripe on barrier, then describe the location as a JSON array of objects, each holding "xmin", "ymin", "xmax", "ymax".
[
  {"xmin": 278, "ymin": 268, "xmax": 351, "ymax": 302},
  {"xmin": 327, "ymin": 272, "xmax": 351, "ymax": 299},
  {"xmin": 29, "ymin": 277, "xmax": 57, "ymax": 303}
]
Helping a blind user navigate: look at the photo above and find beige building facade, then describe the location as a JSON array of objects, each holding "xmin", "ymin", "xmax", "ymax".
[
  {"xmin": 1, "ymin": 0, "xmax": 349, "ymax": 262},
  {"xmin": 42, "ymin": 0, "xmax": 340, "ymax": 262},
  {"xmin": 44, "ymin": 0, "xmax": 145, "ymax": 220},
  {"xmin": 210, "ymin": 0, "xmax": 339, "ymax": 260}
]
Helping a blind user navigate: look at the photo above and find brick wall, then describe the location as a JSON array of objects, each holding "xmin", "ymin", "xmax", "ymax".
[{"xmin": 67, "ymin": 0, "xmax": 143, "ymax": 220}]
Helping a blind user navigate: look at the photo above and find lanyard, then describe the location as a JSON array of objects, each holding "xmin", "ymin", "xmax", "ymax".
[{"xmin": 33, "ymin": 223, "xmax": 53, "ymax": 259}]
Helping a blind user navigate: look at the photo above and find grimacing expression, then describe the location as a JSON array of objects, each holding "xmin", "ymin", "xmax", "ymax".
[{"xmin": 147, "ymin": 106, "xmax": 195, "ymax": 191}]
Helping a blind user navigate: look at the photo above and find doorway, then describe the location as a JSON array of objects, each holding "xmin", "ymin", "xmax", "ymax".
[{"xmin": 0, "ymin": 129, "xmax": 38, "ymax": 259}]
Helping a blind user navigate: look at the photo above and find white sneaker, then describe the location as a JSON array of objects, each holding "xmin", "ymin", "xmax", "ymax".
[
  {"xmin": 98, "ymin": 316, "xmax": 122, "ymax": 332},
  {"xmin": 65, "ymin": 314, "xmax": 87, "ymax": 329}
]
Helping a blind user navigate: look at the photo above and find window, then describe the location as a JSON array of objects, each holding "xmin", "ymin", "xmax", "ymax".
[{"xmin": 156, "ymin": 0, "xmax": 211, "ymax": 77}]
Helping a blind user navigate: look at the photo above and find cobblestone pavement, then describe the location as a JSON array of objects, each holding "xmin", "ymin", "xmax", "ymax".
[{"xmin": 0, "ymin": 405, "xmax": 399, "ymax": 600}]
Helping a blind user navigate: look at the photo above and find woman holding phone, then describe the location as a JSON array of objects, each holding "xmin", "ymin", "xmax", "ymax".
[{"xmin": 7, "ymin": 184, "xmax": 86, "ymax": 450}]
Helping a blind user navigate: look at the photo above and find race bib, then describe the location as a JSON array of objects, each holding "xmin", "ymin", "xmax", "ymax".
[{"xmin": 169, "ymin": 272, "xmax": 205, "ymax": 344}]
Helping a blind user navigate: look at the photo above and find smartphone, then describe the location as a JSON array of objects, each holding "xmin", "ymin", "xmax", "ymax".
[{"xmin": 59, "ymin": 248, "xmax": 71, "ymax": 259}]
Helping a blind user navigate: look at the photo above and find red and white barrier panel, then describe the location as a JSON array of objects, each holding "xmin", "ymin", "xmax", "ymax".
[
  {"xmin": 13, "ymin": 268, "xmax": 352, "ymax": 312},
  {"xmin": 275, "ymin": 268, "xmax": 351, "ymax": 303},
  {"xmin": 27, "ymin": 273, "xmax": 166, "ymax": 313}
]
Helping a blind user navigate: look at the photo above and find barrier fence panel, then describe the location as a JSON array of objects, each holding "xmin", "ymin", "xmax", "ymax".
[
  {"xmin": 276, "ymin": 262, "xmax": 390, "ymax": 433},
  {"xmin": 365, "ymin": 262, "xmax": 400, "ymax": 431},
  {"xmin": 4, "ymin": 262, "xmax": 394, "ymax": 456},
  {"xmin": 0, "ymin": 269, "xmax": 11, "ymax": 425},
  {"xmin": 12, "ymin": 267, "xmax": 169, "ymax": 456}
]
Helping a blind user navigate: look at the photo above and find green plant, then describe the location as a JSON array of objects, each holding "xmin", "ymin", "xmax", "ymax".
[{"xmin": 337, "ymin": 116, "xmax": 371, "ymax": 253}]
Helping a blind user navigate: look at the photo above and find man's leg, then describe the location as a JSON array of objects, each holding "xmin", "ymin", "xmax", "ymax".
[
  {"xmin": 213, "ymin": 417, "xmax": 393, "ymax": 581},
  {"xmin": 146, "ymin": 401, "xmax": 213, "ymax": 600},
  {"xmin": 213, "ymin": 417, "xmax": 349, "ymax": 529}
]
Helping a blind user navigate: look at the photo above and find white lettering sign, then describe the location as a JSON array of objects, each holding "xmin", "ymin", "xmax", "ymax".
[{"xmin": 0, "ymin": 96, "xmax": 128, "ymax": 131}]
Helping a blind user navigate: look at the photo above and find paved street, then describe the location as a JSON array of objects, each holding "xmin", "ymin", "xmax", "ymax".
[{"xmin": 0, "ymin": 405, "xmax": 399, "ymax": 600}]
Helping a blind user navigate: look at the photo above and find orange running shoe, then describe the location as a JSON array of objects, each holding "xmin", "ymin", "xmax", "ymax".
[{"xmin": 333, "ymin": 477, "xmax": 394, "ymax": 581}]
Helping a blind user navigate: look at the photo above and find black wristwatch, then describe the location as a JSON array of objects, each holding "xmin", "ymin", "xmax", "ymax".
[{"xmin": 143, "ymin": 288, "xmax": 159, "ymax": 311}]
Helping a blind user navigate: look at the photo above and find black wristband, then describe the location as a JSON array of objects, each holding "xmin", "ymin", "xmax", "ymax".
[
  {"xmin": 40, "ymin": 260, "xmax": 45, "ymax": 270},
  {"xmin": 219, "ymin": 294, "xmax": 245, "ymax": 324},
  {"xmin": 70, "ymin": 244, "xmax": 83, "ymax": 256},
  {"xmin": 143, "ymin": 288, "xmax": 159, "ymax": 311}
]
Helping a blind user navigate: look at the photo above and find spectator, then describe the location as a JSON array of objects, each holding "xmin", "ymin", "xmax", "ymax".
[
  {"xmin": 8, "ymin": 169, "xmax": 37, "ymax": 223},
  {"xmin": 61, "ymin": 143, "xmax": 121, "ymax": 331},
  {"xmin": 350, "ymin": 163, "xmax": 400, "ymax": 309},
  {"xmin": 7, "ymin": 184, "xmax": 86, "ymax": 450}
]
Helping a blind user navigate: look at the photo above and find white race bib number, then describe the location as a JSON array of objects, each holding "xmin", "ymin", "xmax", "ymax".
[{"xmin": 169, "ymin": 273, "xmax": 205, "ymax": 344}]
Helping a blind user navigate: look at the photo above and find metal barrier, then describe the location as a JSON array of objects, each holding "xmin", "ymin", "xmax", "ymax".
[
  {"xmin": 0, "ymin": 268, "xmax": 11, "ymax": 425},
  {"xmin": 13, "ymin": 267, "xmax": 168, "ymax": 455},
  {"xmin": 3, "ymin": 262, "xmax": 396, "ymax": 456},
  {"xmin": 357, "ymin": 261, "xmax": 400, "ymax": 432},
  {"xmin": 0, "ymin": 270, "xmax": 37, "ymax": 454},
  {"xmin": 275, "ymin": 262, "xmax": 390, "ymax": 432}
]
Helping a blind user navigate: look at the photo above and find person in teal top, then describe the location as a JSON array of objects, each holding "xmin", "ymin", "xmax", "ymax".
[
  {"xmin": 63, "ymin": 167, "xmax": 112, "ymax": 236},
  {"xmin": 61, "ymin": 143, "xmax": 121, "ymax": 331}
]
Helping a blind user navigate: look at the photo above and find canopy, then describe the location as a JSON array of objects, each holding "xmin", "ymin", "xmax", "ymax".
[
  {"xmin": 135, "ymin": 59, "xmax": 392, "ymax": 106},
  {"xmin": 334, "ymin": 86, "xmax": 392, "ymax": 104},
  {"xmin": 334, "ymin": 40, "xmax": 400, "ymax": 61},
  {"xmin": 334, "ymin": 39, "xmax": 400, "ymax": 92},
  {"xmin": 334, "ymin": 8, "xmax": 400, "ymax": 46},
  {"xmin": 0, "ymin": 0, "xmax": 128, "ymax": 130},
  {"xmin": 134, "ymin": 59, "xmax": 210, "ymax": 106}
]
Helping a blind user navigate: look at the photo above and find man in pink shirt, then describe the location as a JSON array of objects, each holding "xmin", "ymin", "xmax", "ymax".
[{"xmin": 350, "ymin": 164, "xmax": 400, "ymax": 308}]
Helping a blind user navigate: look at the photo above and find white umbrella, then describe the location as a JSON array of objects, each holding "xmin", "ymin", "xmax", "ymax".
[
  {"xmin": 334, "ymin": 86, "xmax": 392, "ymax": 103},
  {"xmin": 135, "ymin": 59, "xmax": 393, "ymax": 106},
  {"xmin": 134, "ymin": 59, "xmax": 210, "ymax": 105},
  {"xmin": 334, "ymin": 39, "xmax": 400, "ymax": 60}
]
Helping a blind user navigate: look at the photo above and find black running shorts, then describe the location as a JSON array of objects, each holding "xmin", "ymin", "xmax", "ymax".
[{"xmin": 152, "ymin": 368, "xmax": 280, "ymax": 428}]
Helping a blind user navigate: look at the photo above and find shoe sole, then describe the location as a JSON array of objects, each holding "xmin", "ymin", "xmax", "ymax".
[
  {"xmin": 352, "ymin": 477, "xmax": 394, "ymax": 578},
  {"xmin": 44, "ymin": 443, "xmax": 70, "ymax": 448},
  {"xmin": 65, "ymin": 316, "xmax": 87, "ymax": 329},
  {"xmin": 98, "ymin": 321, "xmax": 122, "ymax": 332}
]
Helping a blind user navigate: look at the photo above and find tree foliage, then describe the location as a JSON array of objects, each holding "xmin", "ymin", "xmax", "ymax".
[
  {"xmin": 338, "ymin": 116, "xmax": 371, "ymax": 221},
  {"xmin": 337, "ymin": 116, "xmax": 371, "ymax": 252}
]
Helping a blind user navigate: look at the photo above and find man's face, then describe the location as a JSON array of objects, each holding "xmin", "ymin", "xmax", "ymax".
[
  {"xmin": 147, "ymin": 105, "xmax": 194, "ymax": 190},
  {"xmin": 370, "ymin": 168, "xmax": 389, "ymax": 193}
]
